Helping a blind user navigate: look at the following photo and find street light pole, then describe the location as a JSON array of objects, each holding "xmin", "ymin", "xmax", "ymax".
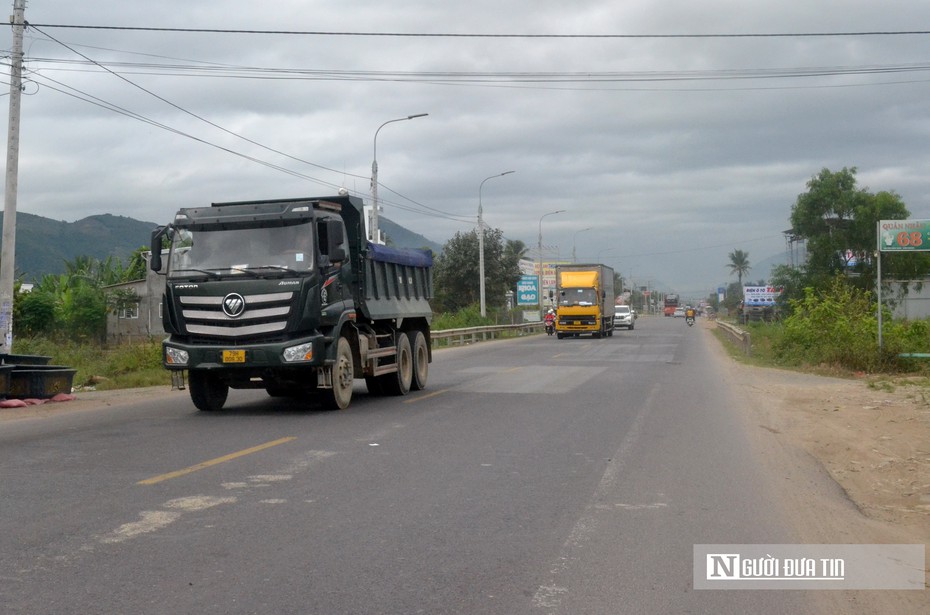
[
  {"xmin": 572, "ymin": 227, "xmax": 591, "ymax": 263},
  {"xmin": 370, "ymin": 113, "xmax": 428, "ymax": 244},
  {"xmin": 537, "ymin": 209, "xmax": 565, "ymax": 317},
  {"xmin": 478, "ymin": 170, "xmax": 514, "ymax": 318}
]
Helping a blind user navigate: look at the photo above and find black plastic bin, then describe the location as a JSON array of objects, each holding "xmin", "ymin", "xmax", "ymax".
[
  {"xmin": 8, "ymin": 365, "xmax": 76, "ymax": 398},
  {"xmin": 0, "ymin": 354, "xmax": 53, "ymax": 366},
  {"xmin": 0, "ymin": 364, "xmax": 12, "ymax": 398}
]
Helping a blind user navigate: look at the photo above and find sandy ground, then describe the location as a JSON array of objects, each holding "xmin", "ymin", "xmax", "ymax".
[
  {"xmin": 708, "ymin": 320, "xmax": 929, "ymax": 611},
  {"xmin": 711, "ymin": 322, "xmax": 930, "ymax": 539}
]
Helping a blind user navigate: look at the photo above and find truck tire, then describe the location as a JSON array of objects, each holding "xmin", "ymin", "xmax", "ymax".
[
  {"xmin": 322, "ymin": 337, "xmax": 354, "ymax": 410},
  {"xmin": 409, "ymin": 330, "xmax": 428, "ymax": 391},
  {"xmin": 189, "ymin": 371, "xmax": 228, "ymax": 412},
  {"xmin": 380, "ymin": 333, "xmax": 412, "ymax": 396}
]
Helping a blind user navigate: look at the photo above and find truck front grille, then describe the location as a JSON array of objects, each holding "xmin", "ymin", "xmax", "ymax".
[{"xmin": 179, "ymin": 292, "xmax": 294, "ymax": 338}]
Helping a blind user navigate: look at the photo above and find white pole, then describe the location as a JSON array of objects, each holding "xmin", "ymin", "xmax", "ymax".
[
  {"xmin": 478, "ymin": 171, "xmax": 514, "ymax": 317},
  {"xmin": 0, "ymin": 0, "xmax": 26, "ymax": 353},
  {"xmin": 370, "ymin": 113, "xmax": 427, "ymax": 244},
  {"xmin": 537, "ymin": 210, "xmax": 564, "ymax": 318},
  {"xmin": 876, "ymin": 221, "xmax": 882, "ymax": 351}
]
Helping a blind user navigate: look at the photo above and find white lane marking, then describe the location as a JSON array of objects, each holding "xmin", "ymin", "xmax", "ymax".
[
  {"xmin": 532, "ymin": 383, "xmax": 659, "ymax": 611},
  {"xmin": 99, "ymin": 511, "xmax": 181, "ymax": 544},
  {"xmin": 163, "ymin": 495, "xmax": 237, "ymax": 512}
]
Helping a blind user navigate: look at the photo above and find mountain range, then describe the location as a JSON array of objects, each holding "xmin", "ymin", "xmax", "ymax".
[{"xmin": 0, "ymin": 211, "xmax": 444, "ymax": 282}]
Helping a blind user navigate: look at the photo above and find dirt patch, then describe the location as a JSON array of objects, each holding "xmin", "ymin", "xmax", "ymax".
[
  {"xmin": 714, "ymin": 325, "xmax": 930, "ymax": 538},
  {"xmin": 709, "ymin": 320, "xmax": 929, "ymax": 611}
]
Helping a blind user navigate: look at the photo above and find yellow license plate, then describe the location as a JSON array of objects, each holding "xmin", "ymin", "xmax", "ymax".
[{"xmin": 222, "ymin": 350, "xmax": 246, "ymax": 363}]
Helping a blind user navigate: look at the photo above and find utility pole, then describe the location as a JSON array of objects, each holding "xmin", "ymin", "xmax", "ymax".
[{"xmin": 0, "ymin": 0, "xmax": 26, "ymax": 353}]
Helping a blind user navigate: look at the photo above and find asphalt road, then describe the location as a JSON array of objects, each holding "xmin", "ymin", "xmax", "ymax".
[{"xmin": 0, "ymin": 317, "xmax": 819, "ymax": 614}]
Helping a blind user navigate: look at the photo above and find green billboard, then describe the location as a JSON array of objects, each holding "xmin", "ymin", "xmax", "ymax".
[{"xmin": 879, "ymin": 219, "xmax": 930, "ymax": 252}]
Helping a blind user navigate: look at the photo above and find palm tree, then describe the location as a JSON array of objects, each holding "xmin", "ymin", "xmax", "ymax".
[{"xmin": 727, "ymin": 249, "xmax": 751, "ymax": 286}]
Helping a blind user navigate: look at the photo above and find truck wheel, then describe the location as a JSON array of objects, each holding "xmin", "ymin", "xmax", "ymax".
[
  {"xmin": 322, "ymin": 337, "xmax": 354, "ymax": 410},
  {"xmin": 408, "ymin": 330, "xmax": 429, "ymax": 391},
  {"xmin": 381, "ymin": 333, "xmax": 412, "ymax": 396},
  {"xmin": 189, "ymin": 371, "xmax": 228, "ymax": 412}
]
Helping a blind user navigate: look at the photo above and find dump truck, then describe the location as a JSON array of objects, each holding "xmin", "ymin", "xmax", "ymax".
[
  {"xmin": 554, "ymin": 264, "xmax": 615, "ymax": 338},
  {"xmin": 149, "ymin": 195, "xmax": 433, "ymax": 411}
]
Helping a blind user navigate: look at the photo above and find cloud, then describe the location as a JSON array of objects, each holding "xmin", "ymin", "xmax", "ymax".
[{"xmin": 3, "ymin": 1, "xmax": 930, "ymax": 293}]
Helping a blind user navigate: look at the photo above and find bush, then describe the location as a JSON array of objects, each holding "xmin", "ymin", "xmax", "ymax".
[
  {"xmin": 774, "ymin": 280, "xmax": 879, "ymax": 371},
  {"xmin": 772, "ymin": 277, "xmax": 930, "ymax": 373}
]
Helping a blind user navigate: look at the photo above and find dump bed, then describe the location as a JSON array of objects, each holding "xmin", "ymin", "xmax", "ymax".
[{"xmin": 359, "ymin": 243, "xmax": 434, "ymax": 322}]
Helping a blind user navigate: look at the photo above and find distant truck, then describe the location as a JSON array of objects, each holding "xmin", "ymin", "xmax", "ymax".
[
  {"xmin": 663, "ymin": 293, "xmax": 680, "ymax": 317},
  {"xmin": 150, "ymin": 195, "xmax": 433, "ymax": 412},
  {"xmin": 554, "ymin": 264, "xmax": 615, "ymax": 338}
]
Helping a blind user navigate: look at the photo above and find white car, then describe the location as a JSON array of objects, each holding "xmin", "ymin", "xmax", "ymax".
[{"xmin": 613, "ymin": 305, "xmax": 634, "ymax": 329}]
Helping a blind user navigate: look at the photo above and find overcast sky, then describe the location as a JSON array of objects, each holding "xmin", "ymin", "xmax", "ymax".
[{"xmin": 3, "ymin": 1, "xmax": 930, "ymax": 297}]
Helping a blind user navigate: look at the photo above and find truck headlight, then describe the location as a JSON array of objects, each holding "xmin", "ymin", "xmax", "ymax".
[
  {"xmin": 283, "ymin": 342, "xmax": 313, "ymax": 362},
  {"xmin": 165, "ymin": 346, "xmax": 189, "ymax": 366}
]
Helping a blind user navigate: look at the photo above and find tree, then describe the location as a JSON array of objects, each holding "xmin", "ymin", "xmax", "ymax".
[
  {"xmin": 727, "ymin": 249, "xmax": 751, "ymax": 286},
  {"xmin": 789, "ymin": 166, "xmax": 930, "ymax": 292},
  {"xmin": 433, "ymin": 228, "xmax": 522, "ymax": 314},
  {"xmin": 13, "ymin": 289, "xmax": 57, "ymax": 337},
  {"xmin": 791, "ymin": 167, "xmax": 870, "ymax": 276},
  {"xmin": 12, "ymin": 253, "xmax": 142, "ymax": 341}
]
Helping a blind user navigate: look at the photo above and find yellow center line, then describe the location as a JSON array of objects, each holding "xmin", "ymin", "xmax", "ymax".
[
  {"xmin": 404, "ymin": 389, "xmax": 449, "ymax": 403},
  {"xmin": 137, "ymin": 436, "xmax": 297, "ymax": 485}
]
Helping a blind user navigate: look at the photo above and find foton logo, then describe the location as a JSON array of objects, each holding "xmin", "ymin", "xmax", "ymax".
[{"xmin": 223, "ymin": 293, "xmax": 246, "ymax": 318}]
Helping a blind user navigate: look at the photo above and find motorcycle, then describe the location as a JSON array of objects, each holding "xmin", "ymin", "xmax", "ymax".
[
  {"xmin": 686, "ymin": 316, "xmax": 695, "ymax": 327},
  {"xmin": 545, "ymin": 321, "xmax": 555, "ymax": 336}
]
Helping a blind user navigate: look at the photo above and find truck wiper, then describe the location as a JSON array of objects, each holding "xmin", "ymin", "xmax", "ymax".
[
  {"xmin": 232, "ymin": 265, "xmax": 301, "ymax": 276},
  {"xmin": 170, "ymin": 268, "xmax": 222, "ymax": 278}
]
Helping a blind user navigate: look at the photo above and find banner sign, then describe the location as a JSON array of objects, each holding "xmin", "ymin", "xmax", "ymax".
[
  {"xmin": 743, "ymin": 285, "xmax": 782, "ymax": 306},
  {"xmin": 516, "ymin": 275, "xmax": 538, "ymax": 306},
  {"xmin": 879, "ymin": 219, "xmax": 930, "ymax": 251}
]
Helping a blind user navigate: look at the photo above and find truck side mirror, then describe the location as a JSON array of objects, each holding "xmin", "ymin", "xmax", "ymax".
[
  {"xmin": 150, "ymin": 225, "xmax": 168, "ymax": 273},
  {"xmin": 325, "ymin": 219, "xmax": 347, "ymax": 263}
]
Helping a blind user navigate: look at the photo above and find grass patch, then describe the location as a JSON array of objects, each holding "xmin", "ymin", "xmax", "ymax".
[{"xmin": 12, "ymin": 336, "xmax": 171, "ymax": 391}]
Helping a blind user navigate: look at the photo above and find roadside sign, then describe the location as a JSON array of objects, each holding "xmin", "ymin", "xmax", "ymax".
[
  {"xmin": 879, "ymin": 219, "xmax": 930, "ymax": 251},
  {"xmin": 516, "ymin": 275, "xmax": 538, "ymax": 306}
]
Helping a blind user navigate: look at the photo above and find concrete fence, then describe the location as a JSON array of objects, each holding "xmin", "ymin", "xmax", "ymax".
[{"xmin": 715, "ymin": 320, "xmax": 752, "ymax": 356}]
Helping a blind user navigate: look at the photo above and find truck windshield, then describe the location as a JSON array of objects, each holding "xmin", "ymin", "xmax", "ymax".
[
  {"xmin": 559, "ymin": 288, "xmax": 598, "ymax": 306},
  {"xmin": 167, "ymin": 222, "xmax": 315, "ymax": 278}
]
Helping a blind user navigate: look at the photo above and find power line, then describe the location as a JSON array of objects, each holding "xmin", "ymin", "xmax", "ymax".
[
  {"xmin": 29, "ymin": 24, "xmax": 363, "ymax": 180},
  {"xmin": 24, "ymin": 24, "xmax": 930, "ymax": 38},
  {"xmin": 27, "ymin": 55, "xmax": 930, "ymax": 83},
  {"xmin": 24, "ymin": 26, "xmax": 465, "ymax": 223}
]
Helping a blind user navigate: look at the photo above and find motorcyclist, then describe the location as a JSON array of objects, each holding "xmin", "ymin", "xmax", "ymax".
[
  {"xmin": 685, "ymin": 306, "xmax": 696, "ymax": 320},
  {"xmin": 544, "ymin": 308, "xmax": 556, "ymax": 334}
]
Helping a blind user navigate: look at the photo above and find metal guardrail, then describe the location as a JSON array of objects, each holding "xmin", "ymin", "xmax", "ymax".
[
  {"xmin": 716, "ymin": 320, "xmax": 752, "ymax": 356},
  {"xmin": 432, "ymin": 322, "xmax": 543, "ymax": 346}
]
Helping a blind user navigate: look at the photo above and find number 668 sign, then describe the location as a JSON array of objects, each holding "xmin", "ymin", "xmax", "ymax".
[{"xmin": 879, "ymin": 220, "xmax": 930, "ymax": 251}]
